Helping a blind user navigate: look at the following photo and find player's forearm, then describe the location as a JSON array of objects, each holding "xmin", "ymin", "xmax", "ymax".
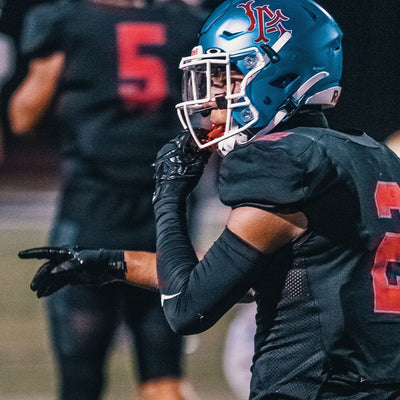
[
  {"xmin": 8, "ymin": 52, "xmax": 64, "ymax": 134},
  {"xmin": 124, "ymin": 250, "xmax": 159, "ymax": 290},
  {"xmin": 154, "ymin": 198, "xmax": 264, "ymax": 335},
  {"xmin": 9, "ymin": 94, "xmax": 44, "ymax": 134}
]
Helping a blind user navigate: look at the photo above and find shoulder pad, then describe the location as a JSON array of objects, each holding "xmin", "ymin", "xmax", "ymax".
[
  {"xmin": 218, "ymin": 128, "xmax": 335, "ymax": 211},
  {"xmin": 21, "ymin": 1, "xmax": 72, "ymax": 58}
]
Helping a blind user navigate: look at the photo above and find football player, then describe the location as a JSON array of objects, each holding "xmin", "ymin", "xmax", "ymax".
[
  {"xmin": 10, "ymin": 0, "xmax": 203, "ymax": 399},
  {"xmin": 19, "ymin": 0, "xmax": 400, "ymax": 398}
]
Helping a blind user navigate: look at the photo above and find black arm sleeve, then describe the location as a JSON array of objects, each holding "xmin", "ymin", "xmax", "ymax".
[{"xmin": 155, "ymin": 199, "xmax": 266, "ymax": 335}]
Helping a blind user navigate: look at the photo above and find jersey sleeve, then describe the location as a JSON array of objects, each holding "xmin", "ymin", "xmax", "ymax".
[
  {"xmin": 218, "ymin": 131, "xmax": 336, "ymax": 212},
  {"xmin": 20, "ymin": 1, "xmax": 69, "ymax": 59}
]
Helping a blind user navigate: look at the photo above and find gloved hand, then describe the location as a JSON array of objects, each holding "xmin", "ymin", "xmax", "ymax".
[
  {"xmin": 18, "ymin": 246, "xmax": 126, "ymax": 298},
  {"xmin": 152, "ymin": 131, "xmax": 211, "ymax": 204}
]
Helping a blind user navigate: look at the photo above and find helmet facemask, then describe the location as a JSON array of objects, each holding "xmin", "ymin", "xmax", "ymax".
[
  {"xmin": 176, "ymin": 32, "xmax": 292, "ymax": 155},
  {"xmin": 176, "ymin": 47, "xmax": 264, "ymax": 152}
]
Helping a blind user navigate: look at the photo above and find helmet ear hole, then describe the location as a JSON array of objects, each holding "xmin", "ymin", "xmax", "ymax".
[{"xmin": 269, "ymin": 73, "xmax": 299, "ymax": 89}]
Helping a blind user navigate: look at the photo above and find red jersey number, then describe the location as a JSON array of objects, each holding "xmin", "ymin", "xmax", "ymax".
[
  {"xmin": 116, "ymin": 23, "xmax": 168, "ymax": 111},
  {"xmin": 372, "ymin": 181, "xmax": 400, "ymax": 314}
]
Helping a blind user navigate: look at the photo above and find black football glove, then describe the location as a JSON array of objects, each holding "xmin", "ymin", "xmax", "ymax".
[
  {"xmin": 152, "ymin": 131, "xmax": 211, "ymax": 204},
  {"xmin": 18, "ymin": 246, "xmax": 126, "ymax": 298}
]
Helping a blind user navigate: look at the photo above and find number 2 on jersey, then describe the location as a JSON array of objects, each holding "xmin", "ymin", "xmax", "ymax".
[
  {"xmin": 116, "ymin": 23, "xmax": 168, "ymax": 110},
  {"xmin": 372, "ymin": 181, "xmax": 400, "ymax": 313}
]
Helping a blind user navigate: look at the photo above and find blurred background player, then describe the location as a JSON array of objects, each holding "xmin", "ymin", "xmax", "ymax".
[
  {"xmin": 8, "ymin": 0, "xmax": 203, "ymax": 399},
  {"xmin": 0, "ymin": 0, "xmax": 40, "ymax": 167},
  {"xmin": 0, "ymin": 0, "xmax": 61, "ymax": 171},
  {"xmin": 0, "ymin": 29, "xmax": 14, "ymax": 165}
]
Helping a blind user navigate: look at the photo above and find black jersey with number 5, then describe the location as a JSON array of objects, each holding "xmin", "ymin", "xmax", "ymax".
[
  {"xmin": 219, "ymin": 127, "xmax": 400, "ymax": 395},
  {"xmin": 20, "ymin": 0, "xmax": 202, "ymax": 187}
]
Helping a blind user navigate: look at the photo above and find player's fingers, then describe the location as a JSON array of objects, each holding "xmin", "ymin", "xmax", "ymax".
[
  {"xmin": 33, "ymin": 268, "xmax": 66, "ymax": 298},
  {"xmin": 37, "ymin": 279, "xmax": 68, "ymax": 298},
  {"xmin": 32, "ymin": 262, "xmax": 80, "ymax": 297},
  {"xmin": 19, "ymin": 247, "xmax": 69, "ymax": 260},
  {"xmin": 34, "ymin": 276, "xmax": 54, "ymax": 298},
  {"xmin": 36, "ymin": 271, "xmax": 80, "ymax": 298},
  {"xmin": 30, "ymin": 261, "xmax": 54, "ymax": 291}
]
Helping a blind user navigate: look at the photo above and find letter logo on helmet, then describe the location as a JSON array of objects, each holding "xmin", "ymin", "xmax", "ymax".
[
  {"xmin": 175, "ymin": 0, "xmax": 343, "ymax": 155},
  {"xmin": 237, "ymin": 0, "xmax": 291, "ymax": 43}
]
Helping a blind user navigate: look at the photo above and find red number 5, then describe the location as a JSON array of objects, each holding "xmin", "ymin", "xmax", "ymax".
[
  {"xmin": 116, "ymin": 23, "xmax": 168, "ymax": 110},
  {"xmin": 372, "ymin": 181, "xmax": 400, "ymax": 313}
]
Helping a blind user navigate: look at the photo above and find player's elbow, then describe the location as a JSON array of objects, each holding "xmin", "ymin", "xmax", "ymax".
[
  {"xmin": 9, "ymin": 118, "xmax": 35, "ymax": 135},
  {"xmin": 167, "ymin": 317, "xmax": 205, "ymax": 336},
  {"xmin": 163, "ymin": 306, "xmax": 215, "ymax": 335},
  {"xmin": 8, "ymin": 103, "xmax": 37, "ymax": 135}
]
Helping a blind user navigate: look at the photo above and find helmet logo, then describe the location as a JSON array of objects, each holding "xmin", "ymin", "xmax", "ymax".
[{"xmin": 237, "ymin": 0, "xmax": 291, "ymax": 43}]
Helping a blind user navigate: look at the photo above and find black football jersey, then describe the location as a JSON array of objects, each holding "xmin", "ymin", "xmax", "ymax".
[
  {"xmin": 219, "ymin": 127, "xmax": 400, "ymax": 396},
  {"xmin": 20, "ymin": 0, "xmax": 203, "ymax": 186}
]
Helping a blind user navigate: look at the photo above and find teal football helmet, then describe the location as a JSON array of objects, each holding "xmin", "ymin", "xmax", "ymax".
[{"xmin": 175, "ymin": 0, "xmax": 343, "ymax": 154}]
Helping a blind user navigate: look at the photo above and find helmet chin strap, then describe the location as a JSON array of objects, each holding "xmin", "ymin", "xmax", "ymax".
[{"xmin": 257, "ymin": 71, "xmax": 330, "ymax": 137}]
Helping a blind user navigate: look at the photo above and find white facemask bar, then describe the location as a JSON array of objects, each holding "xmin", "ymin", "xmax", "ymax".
[
  {"xmin": 176, "ymin": 32, "xmax": 292, "ymax": 150},
  {"xmin": 176, "ymin": 49, "xmax": 258, "ymax": 149}
]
